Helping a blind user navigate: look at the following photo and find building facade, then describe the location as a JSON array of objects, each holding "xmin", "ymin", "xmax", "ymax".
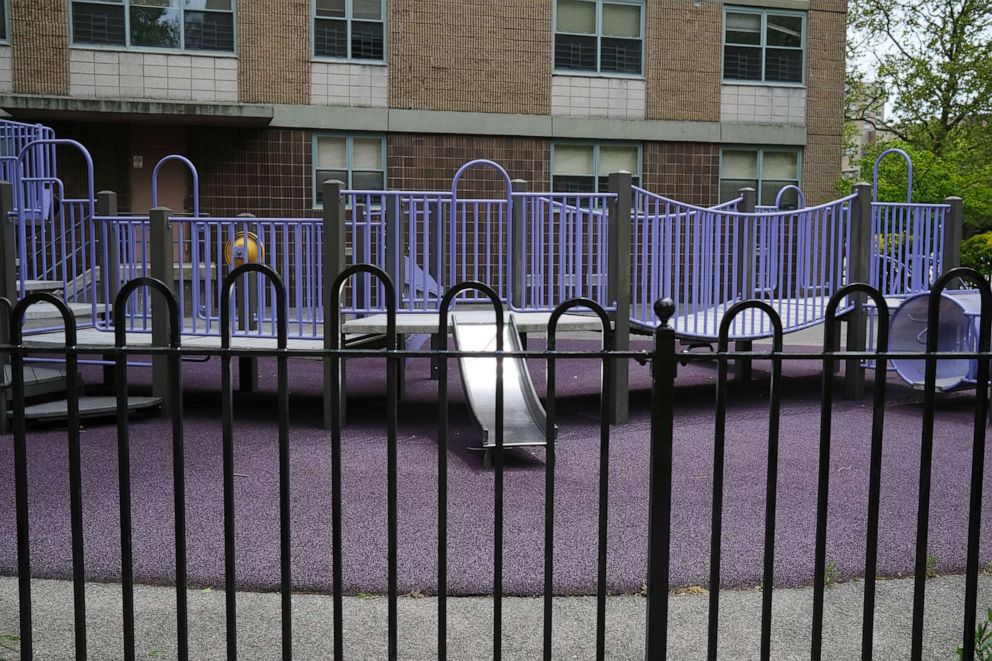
[{"xmin": 0, "ymin": 0, "xmax": 845, "ymax": 214}]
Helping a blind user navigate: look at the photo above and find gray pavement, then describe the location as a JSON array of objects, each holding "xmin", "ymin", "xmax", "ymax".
[{"xmin": 2, "ymin": 574, "xmax": 988, "ymax": 659}]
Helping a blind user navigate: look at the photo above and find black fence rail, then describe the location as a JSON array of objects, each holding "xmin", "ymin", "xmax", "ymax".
[{"xmin": 0, "ymin": 265, "xmax": 990, "ymax": 661}]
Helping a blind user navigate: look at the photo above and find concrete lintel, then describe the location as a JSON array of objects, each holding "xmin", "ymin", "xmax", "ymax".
[
  {"xmin": 725, "ymin": 0, "xmax": 810, "ymax": 11},
  {"xmin": 389, "ymin": 108, "xmax": 553, "ymax": 136},
  {"xmin": 0, "ymin": 95, "xmax": 273, "ymax": 126},
  {"xmin": 720, "ymin": 122, "xmax": 806, "ymax": 145},
  {"xmin": 551, "ymin": 116, "xmax": 720, "ymax": 142},
  {"xmin": 271, "ymin": 104, "xmax": 389, "ymax": 131}
]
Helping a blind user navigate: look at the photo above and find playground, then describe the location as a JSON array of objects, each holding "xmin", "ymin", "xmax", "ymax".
[{"xmin": 1, "ymin": 117, "xmax": 990, "ymax": 659}]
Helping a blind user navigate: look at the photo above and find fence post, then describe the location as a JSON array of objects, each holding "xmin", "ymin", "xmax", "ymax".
[
  {"xmin": 384, "ymin": 194, "xmax": 398, "ymax": 296},
  {"xmin": 607, "ymin": 171, "xmax": 632, "ymax": 424},
  {"xmin": 0, "ymin": 182, "xmax": 14, "ymax": 434},
  {"xmin": 236, "ymin": 212, "xmax": 259, "ymax": 393},
  {"xmin": 734, "ymin": 187, "xmax": 757, "ymax": 382},
  {"xmin": 510, "ymin": 179, "xmax": 527, "ymax": 310},
  {"xmin": 844, "ymin": 183, "xmax": 873, "ymax": 399},
  {"xmin": 941, "ymin": 196, "xmax": 963, "ymax": 274},
  {"xmin": 645, "ymin": 298, "xmax": 676, "ymax": 661},
  {"xmin": 150, "ymin": 206, "xmax": 175, "ymax": 414},
  {"xmin": 96, "ymin": 191, "xmax": 121, "ymax": 385},
  {"xmin": 322, "ymin": 180, "xmax": 347, "ymax": 430}
]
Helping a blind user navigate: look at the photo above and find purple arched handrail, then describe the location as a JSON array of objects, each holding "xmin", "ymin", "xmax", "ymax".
[
  {"xmin": 15, "ymin": 139, "xmax": 96, "ymax": 301},
  {"xmin": 151, "ymin": 154, "xmax": 200, "ymax": 216},
  {"xmin": 774, "ymin": 184, "xmax": 806, "ymax": 210},
  {"xmin": 872, "ymin": 147, "xmax": 913, "ymax": 203},
  {"xmin": 450, "ymin": 158, "xmax": 513, "ymax": 204}
]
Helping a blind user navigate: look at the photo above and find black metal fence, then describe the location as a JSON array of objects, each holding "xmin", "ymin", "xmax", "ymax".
[{"xmin": 1, "ymin": 265, "xmax": 990, "ymax": 661}]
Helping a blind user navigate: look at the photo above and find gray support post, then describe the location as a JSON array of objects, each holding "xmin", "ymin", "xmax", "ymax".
[
  {"xmin": 0, "ymin": 182, "xmax": 14, "ymax": 433},
  {"xmin": 734, "ymin": 187, "xmax": 757, "ymax": 383},
  {"xmin": 941, "ymin": 196, "xmax": 963, "ymax": 274},
  {"xmin": 844, "ymin": 183, "xmax": 873, "ymax": 399},
  {"xmin": 322, "ymin": 180, "xmax": 347, "ymax": 430},
  {"xmin": 150, "ymin": 207, "xmax": 175, "ymax": 414},
  {"xmin": 97, "ymin": 191, "xmax": 121, "ymax": 385},
  {"xmin": 607, "ymin": 171, "xmax": 632, "ymax": 424},
  {"xmin": 236, "ymin": 213, "xmax": 259, "ymax": 393},
  {"xmin": 510, "ymin": 179, "xmax": 528, "ymax": 310}
]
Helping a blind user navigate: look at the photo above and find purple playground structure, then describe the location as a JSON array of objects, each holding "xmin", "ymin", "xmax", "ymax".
[{"xmin": 0, "ymin": 120, "xmax": 968, "ymax": 435}]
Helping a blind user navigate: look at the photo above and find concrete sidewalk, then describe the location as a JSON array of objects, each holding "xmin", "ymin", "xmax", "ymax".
[{"xmin": 2, "ymin": 575, "xmax": 988, "ymax": 659}]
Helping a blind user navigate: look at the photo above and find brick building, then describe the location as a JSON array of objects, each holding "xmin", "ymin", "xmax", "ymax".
[{"xmin": 0, "ymin": 0, "xmax": 845, "ymax": 214}]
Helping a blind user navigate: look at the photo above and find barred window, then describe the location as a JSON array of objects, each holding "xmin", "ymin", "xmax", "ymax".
[
  {"xmin": 554, "ymin": 0, "xmax": 643, "ymax": 75},
  {"xmin": 0, "ymin": 1, "xmax": 8, "ymax": 41},
  {"xmin": 719, "ymin": 148, "xmax": 802, "ymax": 208},
  {"xmin": 314, "ymin": 0, "xmax": 385, "ymax": 61},
  {"xmin": 313, "ymin": 134, "xmax": 386, "ymax": 206},
  {"xmin": 724, "ymin": 8, "xmax": 805, "ymax": 84},
  {"xmin": 552, "ymin": 143, "xmax": 641, "ymax": 193},
  {"xmin": 70, "ymin": 0, "xmax": 235, "ymax": 52}
]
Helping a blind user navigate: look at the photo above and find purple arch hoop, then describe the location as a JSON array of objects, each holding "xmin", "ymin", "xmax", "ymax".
[
  {"xmin": 151, "ymin": 154, "xmax": 200, "ymax": 216},
  {"xmin": 872, "ymin": 147, "xmax": 913, "ymax": 203},
  {"xmin": 774, "ymin": 184, "xmax": 806, "ymax": 209},
  {"xmin": 450, "ymin": 159, "xmax": 513, "ymax": 204}
]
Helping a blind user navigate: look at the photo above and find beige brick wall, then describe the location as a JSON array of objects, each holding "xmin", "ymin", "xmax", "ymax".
[
  {"xmin": 802, "ymin": 3, "xmax": 847, "ymax": 204},
  {"xmin": 238, "ymin": 0, "xmax": 310, "ymax": 104},
  {"xmin": 11, "ymin": 0, "xmax": 70, "ymax": 95},
  {"xmin": 645, "ymin": 0, "xmax": 721, "ymax": 122},
  {"xmin": 389, "ymin": 0, "xmax": 551, "ymax": 114}
]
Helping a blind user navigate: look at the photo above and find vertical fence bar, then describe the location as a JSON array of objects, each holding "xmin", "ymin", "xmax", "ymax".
[
  {"xmin": 645, "ymin": 298, "xmax": 676, "ymax": 661},
  {"xmin": 150, "ymin": 207, "xmax": 175, "ymax": 413},
  {"xmin": 11, "ymin": 304, "xmax": 34, "ymax": 659},
  {"xmin": 323, "ymin": 180, "xmax": 346, "ymax": 431},
  {"xmin": 607, "ymin": 172, "xmax": 631, "ymax": 424},
  {"xmin": 236, "ymin": 213, "xmax": 259, "ymax": 392},
  {"xmin": 0, "ymin": 181, "xmax": 14, "ymax": 434},
  {"xmin": 844, "ymin": 184, "xmax": 873, "ymax": 399}
]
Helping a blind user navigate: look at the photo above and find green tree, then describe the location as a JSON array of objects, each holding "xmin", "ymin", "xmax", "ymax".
[
  {"xmin": 839, "ymin": 139, "xmax": 992, "ymax": 233},
  {"xmin": 847, "ymin": 0, "xmax": 992, "ymax": 157}
]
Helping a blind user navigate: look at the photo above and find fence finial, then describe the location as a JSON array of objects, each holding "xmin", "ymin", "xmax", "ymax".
[{"xmin": 654, "ymin": 297, "xmax": 676, "ymax": 328}]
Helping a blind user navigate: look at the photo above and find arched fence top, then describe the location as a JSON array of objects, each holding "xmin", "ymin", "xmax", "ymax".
[
  {"xmin": 872, "ymin": 148, "xmax": 913, "ymax": 203},
  {"xmin": 328, "ymin": 264, "xmax": 397, "ymax": 350},
  {"xmin": 717, "ymin": 300, "xmax": 784, "ymax": 352},
  {"xmin": 823, "ymin": 283, "xmax": 891, "ymax": 353},
  {"xmin": 113, "ymin": 277, "xmax": 182, "ymax": 348},
  {"xmin": 926, "ymin": 267, "xmax": 992, "ymax": 354},
  {"xmin": 151, "ymin": 154, "xmax": 200, "ymax": 217},
  {"xmin": 10, "ymin": 292, "xmax": 78, "ymax": 347},
  {"xmin": 450, "ymin": 159, "xmax": 513, "ymax": 205},
  {"xmin": 547, "ymin": 298, "xmax": 612, "ymax": 351},
  {"xmin": 220, "ymin": 263, "xmax": 287, "ymax": 349},
  {"xmin": 438, "ymin": 281, "xmax": 504, "ymax": 350}
]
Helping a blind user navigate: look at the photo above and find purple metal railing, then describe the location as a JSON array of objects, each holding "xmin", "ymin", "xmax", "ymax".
[
  {"xmin": 519, "ymin": 193, "xmax": 614, "ymax": 310},
  {"xmin": 869, "ymin": 203, "xmax": 948, "ymax": 297},
  {"xmin": 631, "ymin": 186, "xmax": 856, "ymax": 338}
]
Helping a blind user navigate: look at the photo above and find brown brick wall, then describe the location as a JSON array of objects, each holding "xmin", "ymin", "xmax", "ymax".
[
  {"xmin": 238, "ymin": 0, "xmax": 311, "ymax": 104},
  {"xmin": 642, "ymin": 142, "xmax": 720, "ymax": 205},
  {"xmin": 188, "ymin": 127, "xmax": 315, "ymax": 216},
  {"xmin": 802, "ymin": 3, "xmax": 847, "ymax": 204},
  {"xmin": 645, "ymin": 0, "xmax": 722, "ymax": 122},
  {"xmin": 11, "ymin": 0, "xmax": 70, "ymax": 95},
  {"xmin": 389, "ymin": 0, "xmax": 551, "ymax": 114},
  {"xmin": 41, "ymin": 121, "xmax": 132, "ymax": 208},
  {"xmin": 388, "ymin": 134, "xmax": 550, "ymax": 194}
]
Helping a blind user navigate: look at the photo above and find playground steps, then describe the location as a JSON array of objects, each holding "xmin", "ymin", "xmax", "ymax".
[
  {"xmin": 17, "ymin": 280, "xmax": 65, "ymax": 293},
  {"xmin": 19, "ymin": 301, "xmax": 99, "ymax": 331},
  {"xmin": 1, "ymin": 364, "xmax": 161, "ymax": 425}
]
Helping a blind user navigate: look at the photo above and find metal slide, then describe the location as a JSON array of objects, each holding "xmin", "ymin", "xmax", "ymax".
[{"xmin": 451, "ymin": 314, "xmax": 553, "ymax": 462}]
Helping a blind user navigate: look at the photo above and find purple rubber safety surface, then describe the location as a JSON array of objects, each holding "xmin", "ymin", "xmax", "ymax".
[{"xmin": 1, "ymin": 340, "xmax": 988, "ymax": 596}]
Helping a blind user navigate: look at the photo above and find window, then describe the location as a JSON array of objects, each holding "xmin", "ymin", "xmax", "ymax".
[
  {"xmin": 313, "ymin": 134, "xmax": 386, "ymax": 205},
  {"xmin": 723, "ymin": 8, "xmax": 804, "ymax": 84},
  {"xmin": 70, "ymin": 0, "xmax": 235, "ymax": 52},
  {"xmin": 554, "ymin": 0, "xmax": 643, "ymax": 75},
  {"xmin": 552, "ymin": 143, "xmax": 641, "ymax": 193},
  {"xmin": 719, "ymin": 148, "xmax": 802, "ymax": 207},
  {"xmin": 314, "ymin": 0, "xmax": 385, "ymax": 61},
  {"xmin": 0, "ymin": 1, "xmax": 7, "ymax": 41}
]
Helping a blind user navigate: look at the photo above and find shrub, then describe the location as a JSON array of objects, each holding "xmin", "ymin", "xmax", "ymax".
[{"xmin": 961, "ymin": 233, "xmax": 992, "ymax": 279}]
